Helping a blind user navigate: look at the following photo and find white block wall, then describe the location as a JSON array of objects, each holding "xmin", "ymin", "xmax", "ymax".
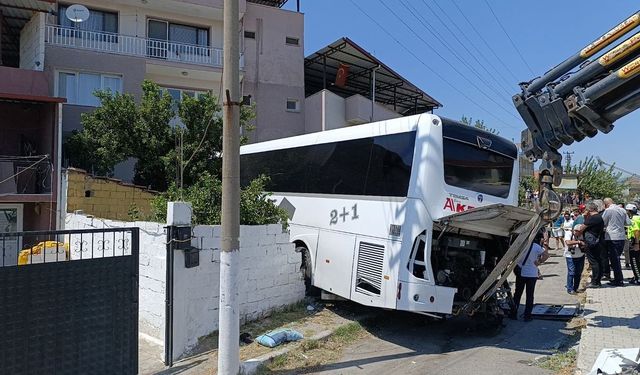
[
  {"xmin": 172, "ymin": 223, "xmax": 304, "ymax": 360},
  {"xmin": 19, "ymin": 13, "xmax": 45, "ymax": 71},
  {"xmin": 64, "ymin": 214, "xmax": 305, "ymax": 360}
]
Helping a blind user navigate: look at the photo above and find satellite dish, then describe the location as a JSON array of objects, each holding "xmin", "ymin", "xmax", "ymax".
[{"xmin": 65, "ymin": 4, "xmax": 90, "ymax": 23}]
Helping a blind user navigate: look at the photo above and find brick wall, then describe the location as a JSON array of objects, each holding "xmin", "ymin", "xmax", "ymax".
[{"xmin": 65, "ymin": 168, "xmax": 156, "ymax": 221}]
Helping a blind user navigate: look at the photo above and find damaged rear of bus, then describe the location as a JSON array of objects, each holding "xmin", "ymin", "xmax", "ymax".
[{"xmin": 397, "ymin": 118, "xmax": 535, "ymax": 318}]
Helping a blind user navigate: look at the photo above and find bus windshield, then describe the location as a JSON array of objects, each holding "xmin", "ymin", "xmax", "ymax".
[{"xmin": 442, "ymin": 137, "xmax": 514, "ymax": 198}]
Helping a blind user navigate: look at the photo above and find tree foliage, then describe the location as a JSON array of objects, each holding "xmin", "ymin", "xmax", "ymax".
[
  {"xmin": 518, "ymin": 175, "xmax": 538, "ymax": 207},
  {"xmin": 65, "ymin": 80, "xmax": 285, "ymax": 225},
  {"xmin": 461, "ymin": 115, "xmax": 499, "ymax": 134},
  {"xmin": 566, "ymin": 156, "xmax": 627, "ymax": 201}
]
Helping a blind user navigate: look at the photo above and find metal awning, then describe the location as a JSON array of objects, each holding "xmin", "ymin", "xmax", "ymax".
[
  {"xmin": 0, "ymin": 0, "xmax": 56, "ymax": 67},
  {"xmin": 305, "ymin": 37, "xmax": 441, "ymax": 115},
  {"xmin": 247, "ymin": 0, "xmax": 288, "ymax": 7}
]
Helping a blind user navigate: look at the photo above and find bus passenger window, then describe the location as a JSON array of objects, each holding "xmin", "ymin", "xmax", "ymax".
[{"xmin": 408, "ymin": 235, "xmax": 427, "ymax": 279}]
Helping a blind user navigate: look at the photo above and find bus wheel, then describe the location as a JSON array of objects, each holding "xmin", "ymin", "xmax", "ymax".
[{"xmin": 297, "ymin": 245, "xmax": 320, "ymax": 297}]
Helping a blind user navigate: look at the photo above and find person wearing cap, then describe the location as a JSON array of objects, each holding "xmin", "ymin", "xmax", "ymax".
[
  {"xmin": 602, "ymin": 198, "xmax": 629, "ymax": 286},
  {"xmin": 561, "ymin": 211, "xmax": 584, "ymax": 294},
  {"xmin": 626, "ymin": 204, "xmax": 640, "ymax": 284}
]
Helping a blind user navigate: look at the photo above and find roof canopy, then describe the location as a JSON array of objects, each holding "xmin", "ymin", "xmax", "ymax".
[
  {"xmin": 305, "ymin": 37, "xmax": 441, "ymax": 115},
  {"xmin": 0, "ymin": 0, "xmax": 55, "ymax": 67}
]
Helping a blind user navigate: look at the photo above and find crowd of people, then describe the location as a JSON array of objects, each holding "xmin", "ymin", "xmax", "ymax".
[
  {"xmin": 509, "ymin": 198, "xmax": 640, "ymax": 321},
  {"xmin": 523, "ymin": 190, "xmax": 592, "ymax": 206}
]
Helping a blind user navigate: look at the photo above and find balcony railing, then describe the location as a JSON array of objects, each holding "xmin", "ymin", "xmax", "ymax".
[
  {"xmin": 45, "ymin": 25, "xmax": 231, "ymax": 68},
  {"xmin": 0, "ymin": 157, "xmax": 52, "ymax": 196}
]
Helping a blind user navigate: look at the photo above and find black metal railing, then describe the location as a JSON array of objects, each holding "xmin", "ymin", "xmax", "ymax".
[{"xmin": 0, "ymin": 227, "xmax": 137, "ymax": 267}]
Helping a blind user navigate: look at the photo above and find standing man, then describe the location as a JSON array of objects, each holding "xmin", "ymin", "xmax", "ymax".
[
  {"xmin": 602, "ymin": 198, "xmax": 629, "ymax": 286},
  {"xmin": 626, "ymin": 204, "xmax": 640, "ymax": 284},
  {"xmin": 575, "ymin": 201, "xmax": 606, "ymax": 288}
]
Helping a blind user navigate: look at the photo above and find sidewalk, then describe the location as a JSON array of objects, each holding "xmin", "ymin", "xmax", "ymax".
[{"xmin": 576, "ymin": 266, "xmax": 640, "ymax": 373}]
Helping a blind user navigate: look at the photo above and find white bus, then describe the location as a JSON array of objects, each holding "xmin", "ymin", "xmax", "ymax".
[{"xmin": 240, "ymin": 114, "xmax": 534, "ymax": 317}]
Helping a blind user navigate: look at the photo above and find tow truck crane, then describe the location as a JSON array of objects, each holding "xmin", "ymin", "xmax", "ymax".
[
  {"xmin": 462, "ymin": 11, "xmax": 640, "ymax": 314},
  {"xmin": 515, "ymin": 11, "xmax": 640, "ymax": 221}
]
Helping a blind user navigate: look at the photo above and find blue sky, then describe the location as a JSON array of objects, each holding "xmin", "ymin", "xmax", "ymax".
[{"xmin": 282, "ymin": 0, "xmax": 638, "ymax": 175}]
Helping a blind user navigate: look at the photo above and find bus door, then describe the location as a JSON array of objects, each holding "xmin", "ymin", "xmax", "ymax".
[{"xmin": 314, "ymin": 230, "xmax": 356, "ymax": 299}]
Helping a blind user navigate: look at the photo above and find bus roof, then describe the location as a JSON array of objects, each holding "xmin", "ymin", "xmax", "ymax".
[{"xmin": 241, "ymin": 114, "xmax": 430, "ymax": 154}]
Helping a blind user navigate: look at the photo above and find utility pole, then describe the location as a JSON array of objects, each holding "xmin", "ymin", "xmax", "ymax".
[
  {"xmin": 218, "ymin": 0, "xmax": 240, "ymax": 373},
  {"xmin": 563, "ymin": 151, "xmax": 574, "ymax": 170}
]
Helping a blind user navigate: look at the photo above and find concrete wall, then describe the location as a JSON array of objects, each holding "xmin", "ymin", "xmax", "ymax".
[
  {"xmin": 64, "ymin": 168, "xmax": 156, "ymax": 221},
  {"xmin": 304, "ymin": 90, "xmax": 401, "ymax": 132},
  {"xmin": 64, "ymin": 210, "xmax": 305, "ymax": 361},
  {"xmin": 19, "ymin": 13, "xmax": 45, "ymax": 71},
  {"xmin": 172, "ymin": 224, "xmax": 304, "ymax": 359},
  {"xmin": 345, "ymin": 93, "xmax": 400, "ymax": 125},
  {"xmin": 242, "ymin": 4, "xmax": 305, "ymax": 141}
]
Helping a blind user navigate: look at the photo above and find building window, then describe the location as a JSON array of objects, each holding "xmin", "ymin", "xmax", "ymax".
[
  {"xmin": 148, "ymin": 19, "xmax": 209, "ymax": 47},
  {"xmin": 285, "ymin": 36, "xmax": 299, "ymax": 46},
  {"xmin": 286, "ymin": 98, "xmax": 300, "ymax": 112},
  {"xmin": 57, "ymin": 71, "xmax": 122, "ymax": 106},
  {"xmin": 244, "ymin": 31, "xmax": 256, "ymax": 39},
  {"xmin": 58, "ymin": 5, "xmax": 118, "ymax": 33},
  {"xmin": 242, "ymin": 95, "xmax": 253, "ymax": 106}
]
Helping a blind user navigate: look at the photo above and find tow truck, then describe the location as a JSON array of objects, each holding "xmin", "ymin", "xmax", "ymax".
[
  {"xmin": 462, "ymin": 11, "xmax": 640, "ymax": 314},
  {"xmin": 516, "ymin": 10, "xmax": 640, "ymax": 221}
]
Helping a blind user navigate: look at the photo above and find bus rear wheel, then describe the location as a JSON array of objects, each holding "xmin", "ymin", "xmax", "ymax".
[{"xmin": 297, "ymin": 245, "xmax": 320, "ymax": 297}]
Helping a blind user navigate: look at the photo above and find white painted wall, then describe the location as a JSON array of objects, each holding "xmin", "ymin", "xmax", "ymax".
[
  {"xmin": 345, "ymin": 94, "xmax": 401, "ymax": 125},
  {"xmin": 304, "ymin": 90, "xmax": 402, "ymax": 131},
  {"xmin": 20, "ymin": 13, "xmax": 45, "ymax": 71},
  {"xmin": 64, "ymin": 213, "xmax": 304, "ymax": 361}
]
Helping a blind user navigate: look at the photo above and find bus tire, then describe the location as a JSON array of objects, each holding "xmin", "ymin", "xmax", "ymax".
[{"xmin": 297, "ymin": 245, "xmax": 320, "ymax": 297}]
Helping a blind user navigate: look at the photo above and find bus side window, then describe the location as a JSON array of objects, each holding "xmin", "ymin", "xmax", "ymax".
[{"xmin": 408, "ymin": 235, "xmax": 427, "ymax": 279}]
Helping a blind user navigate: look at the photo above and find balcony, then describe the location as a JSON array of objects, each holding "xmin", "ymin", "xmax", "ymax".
[
  {"xmin": 0, "ymin": 157, "xmax": 52, "ymax": 199},
  {"xmin": 44, "ymin": 25, "xmax": 239, "ymax": 68}
]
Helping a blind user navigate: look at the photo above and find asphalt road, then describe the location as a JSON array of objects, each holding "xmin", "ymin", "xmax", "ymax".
[{"xmin": 308, "ymin": 248, "xmax": 579, "ymax": 375}]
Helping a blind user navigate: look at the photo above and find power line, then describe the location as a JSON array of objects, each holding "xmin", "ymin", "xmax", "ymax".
[
  {"xmin": 482, "ymin": 0, "xmax": 535, "ymax": 75},
  {"xmin": 401, "ymin": 0, "xmax": 514, "ymax": 105},
  {"xmin": 429, "ymin": 0, "xmax": 516, "ymax": 92},
  {"xmin": 378, "ymin": 0, "xmax": 521, "ymax": 122},
  {"xmin": 346, "ymin": 0, "xmax": 518, "ymax": 131},
  {"xmin": 450, "ymin": 0, "xmax": 521, "ymax": 83}
]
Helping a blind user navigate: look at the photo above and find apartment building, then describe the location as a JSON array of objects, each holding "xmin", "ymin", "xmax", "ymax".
[
  {"xmin": 0, "ymin": 1, "xmax": 64, "ymax": 239},
  {"xmin": 41, "ymin": 0, "xmax": 304, "ymax": 141}
]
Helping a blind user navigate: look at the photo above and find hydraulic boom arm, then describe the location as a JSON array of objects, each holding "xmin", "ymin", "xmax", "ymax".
[{"xmin": 515, "ymin": 11, "xmax": 640, "ymax": 220}]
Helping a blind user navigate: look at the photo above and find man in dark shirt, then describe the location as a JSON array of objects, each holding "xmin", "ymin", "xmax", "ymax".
[{"xmin": 576, "ymin": 201, "xmax": 606, "ymax": 288}]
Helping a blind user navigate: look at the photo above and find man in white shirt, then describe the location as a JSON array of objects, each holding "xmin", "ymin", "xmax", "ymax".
[{"xmin": 602, "ymin": 198, "xmax": 630, "ymax": 286}]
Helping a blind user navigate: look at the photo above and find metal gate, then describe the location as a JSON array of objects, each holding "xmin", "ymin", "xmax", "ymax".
[{"xmin": 0, "ymin": 227, "xmax": 139, "ymax": 375}]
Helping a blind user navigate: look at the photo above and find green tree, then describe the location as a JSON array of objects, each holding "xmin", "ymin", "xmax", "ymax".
[
  {"xmin": 518, "ymin": 175, "xmax": 538, "ymax": 207},
  {"xmin": 65, "ymin": 80, "xmax": 285, "ymax": 226},
  {"xmin": 460, "ymin": 115, "xmax": 499, "ymax": 135},
  {"xmin": 566, "ymin": 156, "xmax": 627, "ymax": 201}
]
